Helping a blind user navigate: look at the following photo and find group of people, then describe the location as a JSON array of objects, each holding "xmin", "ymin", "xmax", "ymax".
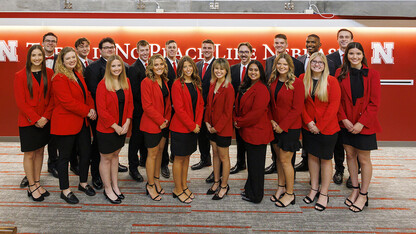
[{"xmin": 14, "ymin": 29, "xmax": 381, "ymax": 212}]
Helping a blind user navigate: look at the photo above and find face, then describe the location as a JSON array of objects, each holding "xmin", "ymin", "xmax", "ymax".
[
  {"xmin": 305, "ymin": 36, "xmax": 321, "ymax": 54},
  {"xmin": 247, "ymin": 63, "xmax": 260, "ymax": 82},
  {"xmin": 337, "ymin": 31, "xmax": 353, "ymax": 50},
  {"xmin": 152, "ymin": 58, "xmax": 165, "ymax": 77},
  {"xmin": 214, "ymin": 65, "xmax": 227, "ymax": 80},
  {"xmin": 347, "ymin": 48, "xmax": 364, "ymax": 67},
  {"xmin": 76, "ymin": 41, "xmax": 90, "ymax": 59},
  {"xmin": 30, "ymin": 49, "xmax": 43, "ymax": 67},
  {"xmin": 63, "ymin": 51, "xmax": 77, "ymax": 70},
  {"xmin": 274, "ymin": 38, "xmax": 288, "ymax": 54},
  {"xmin": 42, "ymin": 35, "xmax": 57, "ymax": 54},
  {"xmin": 165, "ymin": 42, "xmax": 178, "ymax": 59},
  {"xmin": 182, "ymin": 61, "xmax": 193, "ymax": 78},
  {"xmin": 310, "ymin": 56, "xmax": 325, "ymax": 73},
  {"xmin": 276, "ymin": 58, "xmax": 289, "ymax": 75},
  {"xmin": 100, "ymin": 42, "xmax": 116, "ymax": 59},
  {"xmin": 201, "ymin": 43, "xmax": 215, "ymax": 60},
  {"xmin": 110, "ymin": 59, "xmax": 122, "ymax": 77},
  {"xmin": 138, "ymin": 45, "xmax": 150, "ymax": 62},
  {"xmin": 238, "ymin": 45, "xmax": 252, "ymax": 65}
]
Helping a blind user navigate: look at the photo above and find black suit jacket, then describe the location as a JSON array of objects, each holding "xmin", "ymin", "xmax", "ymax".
[
  {"xmin": 127, "ymin": 59, "xmax": 147, "ymax": 118},
  {"xmin": 326, "ymin": 50, "xmax": 342, "ymax": 75},
  {"xmin": 196, "ymin": 58, "xmax": 216, "ymax": 105},
  {"xmin": 265, "ymin": 55, "xmax": 304, "ymax": 80},
  {"xmin": 165, "ymin": 57, "xmax": 178, "ymax": 90},
  {"xmin": 230, "ymin": 63, "xmax": 242, "ymax": 97},
  {"xmin": 297, "ymin": 53, "xmax": 337, "ymax": 76},
  {"xmin": 84, "ymin": 57, "xmax": 107, "ymax": 101},
  {"xmin": 81, "ymin": 58, "xmax": 95, "ymax": 73}
]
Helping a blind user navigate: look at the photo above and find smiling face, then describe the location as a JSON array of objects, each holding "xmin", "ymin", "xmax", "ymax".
[
  {"xmin": 247, "ymin": 63, "xmax": 260, "ymax": 82},
  {"xmin": 347, "ymin": 48, "xmax": 364, "ymax": 68},
  {"xmin": 30, "ymin": 48, "xmax": 43, "ymax": 67},
  {"xmin": 100, "ymin": 42, "xmax": 115, "ymax": 59},
  {"xmin": 42, "ymin": 35, "xmax": 57, "ymax": 55},
  {"xmin": 63, "ymin": 51, "xmax": 77, "ymax": 70},
  {"xmin": 182, "ymin": 61, "xmax": 194, "ymax": 79},
  {"xmin": 310, "ymin": 56, "xmax": 325, "ymax": 74},
  {"xmin": 274, "ymin": 38, "xmax": 288, "ymax": 55},
  {"xmin": 305, "ymin": 36, "xmax": 321, "ymax": 55},
  {"xmin": 337, "ymin": 31, "xmax": 353, "ymax": 50},
  {"xmin": 213, "ymin": 65, "xmax": 227, "ymax": 80},
  {"xmin": 152, "ymin": 58, "xmax": 165, "ymax": 77},
  {"xmin": 201, "ymin": 43, "xmax": 215, "ymax": 61},
  {"xmin": 276, "ymin": 58, "xmax": 289, "ymax": 76},
  {"xmin": 110, "ymin": 59, "xmax": 122, "ymax": 77},
  {"xmin": 166, "ymin": 42, "xmax": 178, "ymax": 60},
  {"xmin": 76, "ymin": 41, "xmax": 90, "ymax": 59},
  {"xmin": 238, "ymin": 45, "xmax": 252, "ymax": 65},
  {"xmin": 138, "ymin": 45, "xmax": 150, "ymax": 62}
]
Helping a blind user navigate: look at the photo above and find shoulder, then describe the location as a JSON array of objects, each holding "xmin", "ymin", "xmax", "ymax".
[
  {"xmin": 298, "ymin": 73, "xmax": 305, "ymax": 80},
  {"xmin": 266, "ymin": 55, "xmax": 276, "ymax": 62},
  {"xmin": 327, "ymin": 75, "xmax": 340, "ymax": 87},
  {"xmin": 15, "ymin": 68, "xmax": 26, "ymax": 78},
  {"xmin": 195, "ymin": 60, "xmax": 203, "ymax": 66},
  {"xmin": 327, "ymin": 51, "xmax": 338, "ymax": 58},
  {"xmin": 230, "ymin": 64, "xmax": 239, "ymax": 69},
  {"xmin": 293, "ymin": 77, "xmax": 304, "ymax": 86},
  {"xmin": 367, "ymin": 68, "xmax": 380, "ymax": 78}
]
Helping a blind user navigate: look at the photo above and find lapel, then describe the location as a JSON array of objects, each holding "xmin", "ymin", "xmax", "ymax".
[
  {"xmin": 109, "ymin": 88, "xmax": 119, "ymax": 113},
  {"xmin": 239, "ymin": 81, "xmax": 258, "ymax": 111},
  {"xmin": 183, "ymin": 82, "xmax": 194, "ymax": 114},
  {"xmin": 31, "ymin": 72, "xmax": 42, "ymax": 101},
  {"xmin": 72, "ymin": 71, "xmax": 86, "ymax": 101},
  {"xmin": 212, "ymin": 80, "xmax": 226, "ymax": 106}
]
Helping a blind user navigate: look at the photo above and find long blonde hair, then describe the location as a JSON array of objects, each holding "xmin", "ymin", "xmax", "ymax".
[
  {"xmin": 104, "ymin": 55, "xmax": 129, "ymax": 91},
  {"xmin": 53, "ymin": 47, "xmax": 82, "ymax": 81},
  {"xmin": 210, "ymin": 58, "xmax": 231, "ymax": 88},
  {"xmin": 268, "ymin": 53, "xmax": 296, "ymax": 90},
  {"xmin": 145, "ymin": 54, "xmax": 168, "ymax": 82},
  {"xmin": 303, "ymin": 52, "xmax": 329, "ymax": 102}
]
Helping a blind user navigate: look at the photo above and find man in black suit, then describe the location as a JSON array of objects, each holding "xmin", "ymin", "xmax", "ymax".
[
  {"xmin": 264, "ymin": 34, "xmax": 305, "ymax": 175},
  {"xmin": 229, "ymin": 42, "xmax": 252, "ymax": 174},
  {"xmin": 75, "ymin": 37, "xmax": 94, "ymax": 73},
  {"xmin": 191, "ymin": 39, "xmax": 215, "ymax": 173},
  {"xmin": 84, "ymin": 37, "xmax": 129, "ymax": 189}
]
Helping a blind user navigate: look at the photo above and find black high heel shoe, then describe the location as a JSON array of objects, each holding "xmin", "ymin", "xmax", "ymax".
[
  {"xmin": 303, "ymin": 188, "xmax": 320, "ymax": 204},
  {"xmin": 27, "ymin": 184, "xmax": 44, "ymax": 202},
  {"xmin": 315, "ymin": 193, "xmax": 329, "ymax": 211},
  {"xmin": 104, "ymin": 189, "xmax": 121, "ymax": 204},
  {"xmin": 183, "ymin": 187, "xmax": 195, "ymax": 199},
  {"xmin": 350, "ymin": 191, "xmax": 368, "ymax": 213},
  {"xmin": 172, "ymin": 191, "xmax": 192, "ymax": 204},
  {"xmin": 146, "ymin": 183, "xmax": 162, "ymax": 201},
  {"xmin": 206, "ymin": 180, "xmax": 220, "ymax": 195},
  {"xmin": 34, "ymin": 180, "xmax": 50, "ymax": 197},
  {"xmin": 275, "ymin": 192, "xmax": 296, "ymax": 207},
  {"xmin": 154, "ymin": 176, "xmax": 165, "ymax": 195},
  {"xmin": 270, "ymin": 184, "xmax": 285, "ymax": 202},
  {"xmin": 212, "ymin": 184, "xmax": 229, "ymax": 200},
  {"xmin": 113, "ymin": 189, "xmax": 125, "ymax": 200},
  {"xmin": 345, "ymin": 185, "xmax": 360, "ymax": 207}
]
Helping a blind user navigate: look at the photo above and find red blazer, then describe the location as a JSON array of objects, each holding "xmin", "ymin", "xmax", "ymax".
[
  {"xmin": 96, "ymin": 79, "xmax": 134, "ymax": 133},
  {"xmin": 336, "ymin": 66, "xmax": 382, "ymax": 134},
  {"xmin": 233, "ymin": 81, "xmax": 274, "ymax": 145},
  {"xmin": 204, "ymin": 81, "xmax": 235, "ymax": 137},
  {"xmin": 14, "ymin": 68, "xmax": 54, "ymax": 127},
  {"xmin": 140, "ymin": 77, "xmax": 172, "ymax": 134},
  {"xmin": 51, "ymin": 72, "xmax": 95, "ymax": 135},
  {"xmin": 269, "ymin": 78, "xmax": 305, "ymax": 132},
  {"xmin": 301, "ymin": 74, "xmax": 341, "ymax": 135},
  {"xmin": 170, "ymin": 79, "xmax": 204, "ymax": 133}
]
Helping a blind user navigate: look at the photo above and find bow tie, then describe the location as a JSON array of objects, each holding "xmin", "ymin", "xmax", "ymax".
[
  {"xmin": 45, "ymin": 55, "xmax": 54, "ymax": 60},
  {"xmin": 351, "ymin": 67, "xmax": 369, "ymax": 77}
]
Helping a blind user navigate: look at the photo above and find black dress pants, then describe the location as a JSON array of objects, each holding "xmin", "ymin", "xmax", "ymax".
[
  {"xmin": 47, "ymin": 137, "xmax": 58, "ymax": 169},
  {"xmin": 235, "ymin": 128, "xmax": 246, "ymax": 168},
  {"xmin": 333, "ymin": 133, "xmax": 345, "ymax": 172},
  {"xmin": 197, "ymin": 121, "xmax": 211, "ymax": 164},
  {"xmin": 161, "ymin": 136, "xmax": 169, "ymax": 167},
  {"xmin": 244, "ymin": 142, "xmax": 267, "ymax": 203},
  {"xmin": 55, "ymin": 124, "xmax": 91, "ymax": 190},
  {"xmin": 128, "ymin": 117, "xmax": 147, "ymax": 171},
  {"xmin": 90, "ymin": 119, "xmax": 101, "ymax": 179}
]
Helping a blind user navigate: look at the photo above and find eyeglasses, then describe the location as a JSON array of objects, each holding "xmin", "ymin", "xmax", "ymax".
[
  {"xmin": 239, "ymin": 51, "xmax": 251, "ymax": 54},
  {"xmin": 102, "ymin": 46, "xmax": 115, "ymax": 50},
  {"xmin": 311, "ymin": 60, "xmax": 325, "ymax": 65},
  {"xmin": 44, "ymin": 40, "xmax": 57, "ymax": 44}
]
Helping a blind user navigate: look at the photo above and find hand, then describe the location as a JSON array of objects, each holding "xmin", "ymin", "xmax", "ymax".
[
  {"xmin": 275, "ymin": 125, "xmax": 283, "ymax": 134},
  {"xmin": 342, "ymin": 119, "xmax": 354, "ymax": 132},
  {"xmin": 307, "ymin": 121, "xmax": 320, "ymax": 134},
  {"xmin": 35, "ymin": 117, "xmax": 48, "ymax": 128},
  {"xmin": 205, "ymin": 122, "xmax": 212, "ymax": 133},
  {"xmin": 120, "ymin": 119, "xmax": 131, "ymax": 135},
  {"xmin": 351, "ymin": 122, "xmax": 364, "ymax": 134},
  {"xmin": 111, "ymin": 123, "xmax": 123, "ymax": 135},
  {"xmin": 234, "ymin": 121, "xmax": 240, "ymax": 129},
  {"xmin": 210, "ymin": 127, "xmax": 217, "ymax": 133},
  {"xmin": 160, "ymin": 119, "xmax": 168, "ymax": 129},
  {"xmin": 193, "ymin": 124, "xmax": 200, "ymax": 133},
  {"xmin": 271, "ymin": 120, "xmax": 278, "ymax": 131},
  {"xmin": 87, "ymin": 109, "xmax": 97, "ymax": 120}
]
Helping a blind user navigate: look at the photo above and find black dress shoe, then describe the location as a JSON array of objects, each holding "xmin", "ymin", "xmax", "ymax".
[
  {"xmin": 169, "ymin": 156, "xmax": 174, "ymax": 163},
  {"xmin": 264, "ymin": 163, "xmax": 277, "ymax": 174},
  {"xmin": 129, "ymin": 170, "xmax": 144, "ymax": 182},
  {"xmin": 20, "ymin": 176, "xmax": 29, "ymax": 188},
  {"xmin": 78, "ymin": 184, "xmax": 96, "ymax": 196},
  {"xmin": 113, "ymin": 189, "xmax": 125, "ymax": 200},
  {"xmin": 92, "ymin": 177, "xmax": 103, "ymax": 190},
  {"xmin": 230, "ymin": 164, "xmax": 246, "ymax": 174},
  {"xmin": 346, "ymin": 176, "xmax": 353, "ymax": 188},
  {"xmin": 70, "ymin": 166, "xmax": 79, "ymax": 176},
  {"xmin": 161, "ymin": 165, "xmax": 170, "ymax": 179},
  {"xmin": 191, "ymin": 161, "xmax": 211, "ymax": 170},
  {"xmin": 48, "ymin": 167, "xmax": 59, "ymax": 178},
  {"xmin": 139, "ymin": 160, "xmax": 146, "ymax": 167},
  {"xmin": 241, "ymin": 194, "xmax": 252, "ymax": 202},
  {"xmin": 205, "ymin": 171, "xmax": 215, "ymax": 183},
  {"xmin": 118, "ymin": 163, "xmax": 128, "ymax": 172},
  {"xmin": 294, "ymin": 160, "xmax": 309, "ymax": 172},
  {"xmin": 60, "ymin": 191, "xmax": 79, "ymax": 204},
  {"xmin": 104, "ymin": 190, "xmax": 121, "ymax": 204},
  {"xmin": 333, "ymin": 170, "xmax": 344, "ymax": 185}
]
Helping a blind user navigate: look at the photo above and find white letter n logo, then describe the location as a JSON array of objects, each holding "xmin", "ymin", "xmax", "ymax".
[
  {"xmin": 371, "ymin": 42, "xmax": 394, "ymax": 64},
  {"xmin": 0, "ymin": 40, "xmax": 18, "ymax": 62}
]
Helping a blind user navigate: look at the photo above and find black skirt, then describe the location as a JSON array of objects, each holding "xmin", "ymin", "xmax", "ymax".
[
  {"xmin": 340, "ymin": 128, "xmax": 377, "ymax": 151},
  {"xmin": 271, "ymin": 128, "xmax": 301, "ymax": 152},
  {"xmin": 97, "ymin": 131, "xmax": 126, "ymax": 154},
  {"xmin": 302, "ymin": 129, "xmax": 338, "ymax": 160},
  {"xmin": 19, "ymin": 123, "xmax": 51, "ymax": 152},
  {"xmin": 171, "ymin": 131, "xmax": 197, "ymax": 156},
  {"xmin": 208, "ymin": 133, "xmax": 231, "ymax": 148},
  {"xmin": 143, "ymin": 128, "xmax": 169, "ymax": 148}
]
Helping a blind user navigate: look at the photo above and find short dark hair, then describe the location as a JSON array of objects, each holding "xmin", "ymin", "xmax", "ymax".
[
  {"xmin": 308, "ymin": 34, "xmax": 320, "ymax": 42},
  {"xmin": 99, "ymin": 37, "xmax": 115, "ymax": 49},
  {"xmin": 137, "ymin": 40, "xmax": 149, "ymax": 48},
  {"xmin": 75, "ymin": 37, "xmax": 90, "ymax": 48},
  {"xmin": 337, "ymin": 28, "xmax": 354, "ymax": 39},
  {"xmin": 202, "ymin": 39, "xmax": 215, "ymax": 45},
  {"xmin": 42, "ymin": 32, "xmax": 58, "ymax": 43},
  {"xmin": 274, "ymin": 34, "xmax": 287, "ymax": 41},
  {"xmin": 165, "ymin": 40, "xmax": 176, "ymax": 46},
  {"xmin": 237, "ymin": 42, "xmax": 253, "ymax": 52}
]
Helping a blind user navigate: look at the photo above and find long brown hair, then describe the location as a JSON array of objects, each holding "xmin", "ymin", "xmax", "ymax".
[
  {"xmin": 25, "ymin": 45, "xmax": 48, "ymax": 98},
  {"xmin": 176, "ymin": 55, "xmax": 202, "ymax": 91},
  {"xmin": 53, "ymin": 47, "xmax": 82, "ymax": 81},
  {"xmin": 104, "ymin": 55, "xmax": 129, "ymax": 91},
  {"xmin": 146, "ymin": 54, "xmax": 168, "ymax": 82},
  {"xmin": 268, "ymin": 53, "xmax": 296, "ymax": 90},
  {"xmin": 338, "ymin": 42, "xmax": 368, "ymax": 81}
]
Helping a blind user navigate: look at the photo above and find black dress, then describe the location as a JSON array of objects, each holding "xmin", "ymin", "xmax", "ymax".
[
  {"xmin": 97, "ymin": 89, "xmax": 127, "ymax": 154},
  {"xmin": 207, "ymin": 92, "xmax": 232, "ymax": 148}
]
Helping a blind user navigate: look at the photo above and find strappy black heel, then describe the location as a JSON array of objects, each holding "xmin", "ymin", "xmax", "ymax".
[
  {"xmin": 212, "ymin": 184, "xmax": 229, "ymax": 200},
  {"xmin": 27, "ymin": 184, "xmax": 44, "ymax": 202},
  {"xmin": 345, "ymin": 185, "xmax": 360, "ymax": 207},
  {"xmin": 173, "ymin": 191, "xmax": 192, "ymax": 204},
  {"xmin": 303, "ymin": 188, "xmax": 320, "ymax": 204},
  {"xmin": 153, "ymin": 176, "xmax": 165, "ymax": 195},
  {"xmin": 350, "ymin": 191, "xmax": 369, "ymax": 212},
  {"xmin": 270, "ymin": 184, "xmax": 285, "ymax": 202},
  {"xmin": 146, "ymin": 183, "xmax": 162, "ymax": 201},
  {"xmin": 183, "ymin": 187, "xmax": 195, "ymax": 199},
  {"xmin": 207, "ymin": 180, "xmax": 220, "ymax": 195},
  {"xmin": 275, "ymin": 192, "xmax": 296, "ymax": 208},
  {"xmin": 34, "ymin": 180, "xmax": 50, "ymax": 197},
  {"xmin": 315, "ymin": 193, "xmax": 329, "ymax": 211}
]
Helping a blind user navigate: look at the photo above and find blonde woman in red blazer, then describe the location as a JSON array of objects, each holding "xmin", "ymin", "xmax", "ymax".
[
  {"xmin": 51, "ymin": 47, "xmax": 97, "ymax": 204},
  {"xmin": 234, "ymin": 60, "xmax": 274, "ymax": 204},
  {"xmin": 336, "ymin": 42, "xmax": 381, "ymax": 212},
  {"xmin": 300, "ymin": 52, "xmax": 341, "ymax": 211},
  {"xmin": 170, "ymin": 56, "xmax": 204, "ymax": 203},
  {"xmin": 268, "ymin": 54, "xmax": 304, "ymax": 208},
  {"xmin": 14, "ymin": 45, "xmax": 54, "ymax": 202},
  {"xmin": 140, "ymin": 54, "xmax": 172, "ymax": 201},
  {"xmin": 204, "ymin": 58, "xmax": 235, "ymax": 200},
  {"xmin": 96, "ymin": 55, "xmax": 133, "ymax": 204}
]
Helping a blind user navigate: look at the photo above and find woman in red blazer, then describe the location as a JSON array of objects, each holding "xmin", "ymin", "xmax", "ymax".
[
  {"xmin": 96, "ymin": 55, "xmax": 133, "ymax": 204},
  {"xmin": 268, "ymin": 54, "xmax": 304, "ymax": 207},
  {"xmin": 51, "ymin": 47, "xmax": 97, "ymax": 204},
  {"xmin": 140, "ymin": 54, "xmax": 172, "ymax": 201},
  {"xmin": 204, "ymin": 58, "xmax": 235, "ymax": 200},
  {"xmin": 14, "ymin": 45, "xmax": 54, "ymax": 202},
  {"xmin": 301, "ymin": 52, "xmax": 341, "ymax": 211},
  {"xmin": 170, "ymin": 56, "xmax": 204, "ymax": 203},
  {"xmin": 234, "ymin": 60, "xmax": 274, "ymax": 204},
  {"xmin": 337, "ymin": 42, "xmax": 381, "ymax": 212}
]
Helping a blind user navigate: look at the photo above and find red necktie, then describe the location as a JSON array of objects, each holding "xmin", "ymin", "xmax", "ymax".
[
  {"xmin": 173, "ymin": 61, "xmax": 177, "ymax": 74},
  {"xmin": 202, "ymin": 62, "xmax": 209, "ymax": 79},
  {"xmin": 145, "ymin": 62, "xmax": 148, "ymax": 67},
  {"xmin": 85, "ymin": 60, "xmax": 88, "ymax": 67},
  {"xmin": 241, "ymin": 66, "xmax": 246, "ymax": 82},
  {"xmin": 341, "ymin": 54, "xmax": 344, "ymax": 64}
]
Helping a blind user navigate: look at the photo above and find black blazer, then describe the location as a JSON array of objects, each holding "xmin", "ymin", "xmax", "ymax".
[
  {"xmin": 81, "ymin": 58, "xmax": 95, "ymax": 73},
  {"xmin": 84, "ymin": 57, "xmax": 107, "ymax": 101},
  {"xmin": 326, "ymin": 50, "xmax": 342, "ymax": 74},
  {"xmin": 165, "ymin": 57, "xmax": 178, "ymax": 90},
  {"xmin": 297, "ymin": 53, "xmax": 337, "ymax": 76},
  {"xmin": 127, "ymin": 59, "xmax": 147, "ymax": 118},
  {"xmin": 196, "ymin": 58, "xmax": 215, "ymax": 105},
  {"xmin": 265, "ymin": 55, "xmax": 304, "ymax": 80},
  {"xmin": 230, "ymin": 63, "xmax": 242, "ymax": 97}
]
